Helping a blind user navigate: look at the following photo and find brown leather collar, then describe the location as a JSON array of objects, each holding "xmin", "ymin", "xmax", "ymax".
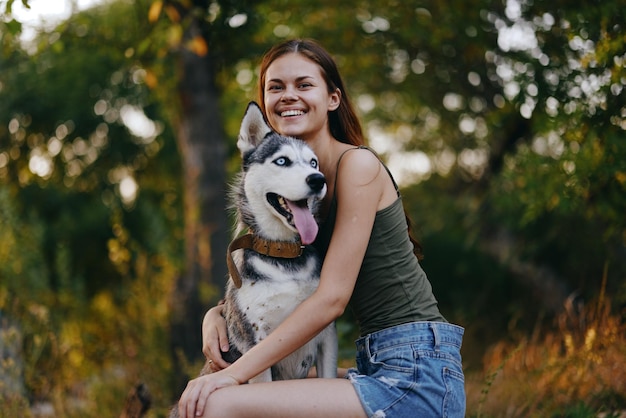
[{"xmin": 226, "ymin": 233, "xmax": 304, "ymax": 288}]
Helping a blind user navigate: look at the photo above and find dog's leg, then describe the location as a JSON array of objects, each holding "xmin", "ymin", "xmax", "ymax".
[
  {"xmin": 315, "ymin": 324, "xmax": 338, "ymax": 378},
  {"xmin": 248, "ymin": 368, "xmax": 273, "ymax": 383}
]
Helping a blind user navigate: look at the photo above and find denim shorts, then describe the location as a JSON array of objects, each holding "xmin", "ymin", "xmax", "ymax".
[{"xmin": 346, "ymin": 322, "xmax": 465, "ymax": 418}]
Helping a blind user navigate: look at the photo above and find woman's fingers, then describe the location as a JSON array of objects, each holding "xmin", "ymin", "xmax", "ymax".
[
  {"xmin": 178, "ymin": 373, "xmax": 240, "ymax": 418},
  {"xmin": 178, "ymin": 376, "xmax": 212, "ymax": 418},
  {"xmin": 193, "ymin": 381, "xmax": 216, "ymax": 417},
  {"xmin": 178, "ymin": 378, "xmax": 200, "ymax": 418},
  {"xmin": 202, "ymin": 305, "xmax": 231, "ymax": 370}
]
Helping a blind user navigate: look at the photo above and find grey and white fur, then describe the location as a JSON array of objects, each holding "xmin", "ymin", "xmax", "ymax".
[{"xmin": 170, "ymin": 102, "xmax": 337, "ymax": 416}]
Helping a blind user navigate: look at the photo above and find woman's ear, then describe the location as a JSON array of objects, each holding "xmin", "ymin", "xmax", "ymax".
[{"xmin": 328, "ymin": 88, "xmax": 341, "ymax": 111}]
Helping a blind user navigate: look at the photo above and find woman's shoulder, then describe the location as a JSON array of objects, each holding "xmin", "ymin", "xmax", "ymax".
[
  {"xmin": 336, "ymin": 146, "xmax": 384, "ymax": 186},
  {"xmin": 339, "ymin": 147, "xmax": 383, "ymax": 180}
]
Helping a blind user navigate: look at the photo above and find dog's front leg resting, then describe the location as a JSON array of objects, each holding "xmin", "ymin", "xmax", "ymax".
[
  {"xmin": 248, "ymin": 368, "xmax": 273, "ymax": 383},
  {"xmin": 315, "ymin": 324, "xmax": 338, "ymax": 378}
]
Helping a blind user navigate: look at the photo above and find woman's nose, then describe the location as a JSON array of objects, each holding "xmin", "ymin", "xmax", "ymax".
[{"xmin": 281, "ymin": 86, "xmax": 297, "ymax": 101}]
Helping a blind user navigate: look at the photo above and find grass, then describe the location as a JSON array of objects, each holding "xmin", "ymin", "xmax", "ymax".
[{"xmin": 465, "ymin": 278, "xmax": 626, "ymax": 417}]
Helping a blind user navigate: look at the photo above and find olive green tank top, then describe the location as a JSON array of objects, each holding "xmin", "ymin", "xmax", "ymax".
[{"xmin": 313, "ymin": 147, "xmax": 446, "ymax": 336}]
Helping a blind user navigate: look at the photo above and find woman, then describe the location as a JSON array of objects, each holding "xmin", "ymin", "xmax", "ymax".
[{"xmin": 178, "ymin": 38, "xmax": 466, "ymax": 418}]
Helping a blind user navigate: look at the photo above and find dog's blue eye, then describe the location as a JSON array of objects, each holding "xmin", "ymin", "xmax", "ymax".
[
  {"xmin": 274, "ymin": 157, "xmax": 291, "ymax": 166},
  {"xmin": 310, "ymin": 159, "xmax": 318, "ymax": 169}
]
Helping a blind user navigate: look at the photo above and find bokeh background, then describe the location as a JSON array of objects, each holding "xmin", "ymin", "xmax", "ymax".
[{"xmin": 1, "ymin": 0, "xmax": 625, "ymax": 416}]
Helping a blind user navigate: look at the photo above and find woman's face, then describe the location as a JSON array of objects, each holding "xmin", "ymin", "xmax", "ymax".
[{"xmin": 263, "ymin": 53, "xmax": 340, "ymax": 142}]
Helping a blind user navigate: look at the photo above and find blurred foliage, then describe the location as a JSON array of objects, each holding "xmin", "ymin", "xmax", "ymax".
[
  {"xmin": 0, "ymin": 184, "xmax": 175, "ymax": 416},
  {"xmin": 0, "ymin": 0, "xmax": 625, "ymax": 416},
  {"xmin": 467, "ymin": 281, "xmax": 626, "ymax": 417},
  {"xmin": 1, "ymin": 0, "xmax": 182, "ymax": 415}
]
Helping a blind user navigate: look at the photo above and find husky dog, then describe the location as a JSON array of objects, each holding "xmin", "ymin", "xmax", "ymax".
[
  {"xmin": 170, "ymin": 102, "xmax": 337, "ymax": 416},
  {"xmin": 220, "ymin": 102, "xmax": 337, "ymax": 382}
]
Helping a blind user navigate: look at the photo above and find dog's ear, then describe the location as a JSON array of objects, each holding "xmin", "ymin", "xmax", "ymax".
[{"xmin": 237, "ymin": 102, "xmax": 273, "ymax": 154}]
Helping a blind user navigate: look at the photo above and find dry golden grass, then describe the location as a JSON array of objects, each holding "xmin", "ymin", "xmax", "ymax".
[{"xmin": 466, "ymin": 281, "xmax": 626, "ymax": 417}]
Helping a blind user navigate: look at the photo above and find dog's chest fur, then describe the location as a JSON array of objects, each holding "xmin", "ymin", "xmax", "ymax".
[{"xmin": 224, "ymin": 248, "xmax": 321, "ymax": 360}]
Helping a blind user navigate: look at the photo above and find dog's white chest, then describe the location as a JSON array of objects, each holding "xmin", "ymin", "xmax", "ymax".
[{"xmin": 235, "ymin": 257, "xmax": 319, "ymax": 339}]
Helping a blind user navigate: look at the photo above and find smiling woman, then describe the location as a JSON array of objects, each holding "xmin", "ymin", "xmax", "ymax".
[{"xmin": 177, "ymin": 38, "xmax": 465, "ymax": 418}]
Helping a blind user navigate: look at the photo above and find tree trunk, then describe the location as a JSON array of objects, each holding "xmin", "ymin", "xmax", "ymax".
[{"xmin": 168, "ymin": 11, "xmax": 229, "ymax": 393}]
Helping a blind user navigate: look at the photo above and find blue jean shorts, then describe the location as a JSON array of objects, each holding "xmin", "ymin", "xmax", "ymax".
[{"xmin": 346, "ymin": 322, "xmax": 465, "ymax": 418}]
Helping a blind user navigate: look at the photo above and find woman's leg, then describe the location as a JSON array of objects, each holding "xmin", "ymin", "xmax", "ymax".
[{"xmin": 200, "ymin": 378, "xmax": 367, "ymax": 418}]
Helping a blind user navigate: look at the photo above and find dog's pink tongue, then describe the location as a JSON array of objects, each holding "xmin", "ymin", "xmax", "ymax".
[{"xmin": 286, "ymin": 200, "xmax": 318, "ymax": 245}]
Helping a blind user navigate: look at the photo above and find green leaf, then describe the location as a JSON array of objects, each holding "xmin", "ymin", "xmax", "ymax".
[{"xmin": 4, "ymin": 18, "xmax": 22, "ymax": 35}]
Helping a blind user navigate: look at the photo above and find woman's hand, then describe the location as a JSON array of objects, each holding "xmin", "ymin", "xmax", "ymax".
[
  {"xmin": 202, "ymin": 304, "xmax": 231, "ymax": 371},
  {"xmin": 178, "ymin": 371, "xmax": 239, "ymax": 418}
]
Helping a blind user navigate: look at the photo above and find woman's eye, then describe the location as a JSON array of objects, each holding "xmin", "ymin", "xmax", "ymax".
[{"xmin": 274, "ymin": 157, "xmax": 291, "ymax": 166}]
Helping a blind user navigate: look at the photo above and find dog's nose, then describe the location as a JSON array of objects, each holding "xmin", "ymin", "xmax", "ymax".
[{"xmin": 306, "ymin": 173, "xmax": 326, "ymax": 192}]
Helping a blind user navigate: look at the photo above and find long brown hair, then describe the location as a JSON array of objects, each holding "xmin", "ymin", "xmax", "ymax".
[
  {"xmin": 257, "ymin": 38, "xmax": 364, "ymax": 146},
  {"xmin": 257, "ymin": 39, "xmax": 423, "ymax": 260}
]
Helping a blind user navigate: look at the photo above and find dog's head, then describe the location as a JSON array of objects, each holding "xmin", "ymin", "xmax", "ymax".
[{"xmin": 234, "ymin": 102, "xmax": 327, "ymax": 245}]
